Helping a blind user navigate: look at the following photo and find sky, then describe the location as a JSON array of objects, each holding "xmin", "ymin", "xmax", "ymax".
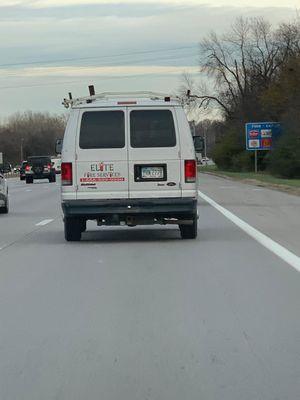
[{"xmin": 0, "ymin": 0, "xmax": 298, "ymax": 118}]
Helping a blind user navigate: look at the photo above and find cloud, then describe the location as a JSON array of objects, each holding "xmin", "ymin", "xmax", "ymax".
[
  {"xmin": 1, "ymin": 0, "xmax": 299, "ymax": 9},
  {"xmin": 0, "ymin": 0, "xmax": 298, "ymax": 116},
  {"xmin": 0, "ymin": 65, "xmax": 199, "ymax": 79},
  {"xmin": 17, "ymin": 0, "xmax": 300, "ymax": 8},
  {"xmin": 0, "ymin": 0, "xmax": 23, "ymax": 5}
]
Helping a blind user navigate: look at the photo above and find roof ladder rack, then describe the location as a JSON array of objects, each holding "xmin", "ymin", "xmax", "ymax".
[{"xmin": 62, "ymin": 87, "xmax": 182, "ymax": 108}]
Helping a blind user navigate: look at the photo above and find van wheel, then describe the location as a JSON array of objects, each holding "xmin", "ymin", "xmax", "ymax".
[
  {"xmin": 80, "ymin": 219, "xmax": 87, "ymax": 233},
  {"xmin": 26, "ymin": 177, "xmax": 33, "ymax": 184},
  {"xmin": 64, "ymin": 218, "xmax": 82, "ymax": 241},
  {"xmin": 179, "ymin": 217, "xmax": 197, "ymax": 239}
]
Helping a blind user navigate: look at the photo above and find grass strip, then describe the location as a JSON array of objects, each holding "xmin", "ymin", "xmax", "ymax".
[{"xmin": 199, "ymin": 165, "xmax": 300, "ymax": 194}]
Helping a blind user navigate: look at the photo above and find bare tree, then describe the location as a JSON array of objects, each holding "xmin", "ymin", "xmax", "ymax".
[
  {"xmin": 0, "ymin": 112, "xmax": 66, "ymax": 164},
  {"xmin": 186, "ymin": 17, "xmax": 300, "ymax": 120}
]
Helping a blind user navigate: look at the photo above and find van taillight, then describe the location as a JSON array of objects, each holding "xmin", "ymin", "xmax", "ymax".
[
  {"xmin": 61, "ymin": 162, "xmax": 72, "ymax": 186},
  {"xmin": 185, "ymin": 160, "xmax": 196, "ymax": 183}
]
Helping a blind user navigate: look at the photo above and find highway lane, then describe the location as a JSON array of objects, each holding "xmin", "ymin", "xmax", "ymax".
[
  {"xmin": 0, "ymin": 177, "xmax": 299, "ymax": 400},
  {"xmin": 0, "ymin": 178, "xmax": 60, "ymax": 250},
  {"xmin": 198, "ymin": 173, "xmax": 300, "ymax": 257}
]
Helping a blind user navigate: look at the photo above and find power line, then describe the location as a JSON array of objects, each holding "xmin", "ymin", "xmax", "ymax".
[
  {"xmin": 0, "ymin": 53, "xmax": 199, "ymax": 79},
  {"xmin": 0, "ymin": 68, "xmax": 199, "ymax": 90},
  {"xmin": 0, "ymin": 44, "xmax": 199, "ymax": 69}
]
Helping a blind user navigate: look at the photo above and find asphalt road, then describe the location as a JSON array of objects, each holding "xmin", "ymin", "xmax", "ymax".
[{"xmin": 0, "ymin": 176, "xmax": 299, "ymax": 400}]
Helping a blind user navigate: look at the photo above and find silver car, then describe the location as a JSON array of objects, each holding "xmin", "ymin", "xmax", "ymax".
[{"xmin": 0, "ymin": 173, "xmax": 9, "ymax": 213}]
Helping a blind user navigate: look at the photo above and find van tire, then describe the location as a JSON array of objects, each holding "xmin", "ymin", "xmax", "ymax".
[
  {"xmin": 80, "ymin": 220, "xmax": 87, "ymax": 233},
  {"xmin": 26, "ymin": 177, "xmax": 33, "ymax": 184},
  {"xmin": 64, "ymin": 218, "xmax": 82, "ymax": 241},
  {"xmin": 179, "ymin": 217, "xmax": 197, "ymax": 239}
]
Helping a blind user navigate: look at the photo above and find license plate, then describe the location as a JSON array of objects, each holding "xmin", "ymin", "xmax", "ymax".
[{"xmin": 141, "ymin": 166, "xmax": 164, "ymax": 179}]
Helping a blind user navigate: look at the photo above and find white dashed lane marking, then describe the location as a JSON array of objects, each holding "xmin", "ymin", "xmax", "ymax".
[{"xmin": 35, "ymin": 219, "xmax": 54, "ymax": 227}]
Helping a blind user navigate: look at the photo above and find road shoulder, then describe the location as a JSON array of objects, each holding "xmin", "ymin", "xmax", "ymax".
[{"xmin": 199, "ymin": 170, "xmax": 300, "ymax": 197}]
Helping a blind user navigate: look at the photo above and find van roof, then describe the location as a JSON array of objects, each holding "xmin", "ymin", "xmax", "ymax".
[{"xmin": 62, "ymin": 91, "xmax": 183, "ymax": 109}]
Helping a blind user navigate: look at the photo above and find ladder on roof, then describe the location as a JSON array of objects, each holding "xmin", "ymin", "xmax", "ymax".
[{"xmin": 62, "ymin": 89, "xmax": 182, "ymax": 108}]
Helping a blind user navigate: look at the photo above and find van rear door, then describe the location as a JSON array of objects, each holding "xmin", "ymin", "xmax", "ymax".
[
  {"xmin": 75, "ymin": 109, "xmax": 129, "ymax": 200},
  {"xmin": 128, "ymin": 108, "xmax": 181, "ymax": 199}
]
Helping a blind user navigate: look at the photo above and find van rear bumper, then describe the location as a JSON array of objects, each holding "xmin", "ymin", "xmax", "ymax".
[{"xmin": 62, "ymin": 198, "xmax": 197, "ymax": 219}]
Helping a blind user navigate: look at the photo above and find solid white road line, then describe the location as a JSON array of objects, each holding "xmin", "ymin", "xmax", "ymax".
[
  {"xmin": 35, "ymin": 219, "xmax": 54, "ymax": 227},
  {"xmin": 198, "ymin": 190, "xmax": 300, "ymax": 272}
]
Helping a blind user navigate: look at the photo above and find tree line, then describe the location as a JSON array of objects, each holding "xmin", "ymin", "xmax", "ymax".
[
  {"xmin": 0, "ymin": 112, "xmax": 66, "ymax": 165},
  {"xmin": 184, "ymin": 16, "xmax": 300, "ymax": 178}
]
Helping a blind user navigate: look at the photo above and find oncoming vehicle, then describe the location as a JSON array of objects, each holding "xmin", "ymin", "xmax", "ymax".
[
  {"xmin": 0, "ymin": 173, "xmax": 9, "ymax": 213},
  {"xmin": 59, "ymin": 89, "xmax": 198, "ymax": 241},
  {"xmin": 202, "ymin": 157, "xmax": 210, "ymax": 162},
  {"xmin": 25, "ymin": 156, "xmax": 56, "ymax": 184}
]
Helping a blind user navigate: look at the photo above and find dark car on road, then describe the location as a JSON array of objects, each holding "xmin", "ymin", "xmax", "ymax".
[
  {"xmin": 25, "ymin": 156, "xmax": 56, "ymax": 184},
  {"xmin": 19, "ymin": 160, "xmax": 28, "ymax": 181},
  {"xmin": 0, "ymin": 163, "xmax": 12, "ymax": 174}
]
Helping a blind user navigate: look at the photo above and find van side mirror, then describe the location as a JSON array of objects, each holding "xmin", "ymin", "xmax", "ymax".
[
  {"xmin": 55, "ymin": 139, "xmax": 63, "ymax": 154},
  {"xmin": 193, "ymin": 136, "xmax": 204, "ymax": 152}
]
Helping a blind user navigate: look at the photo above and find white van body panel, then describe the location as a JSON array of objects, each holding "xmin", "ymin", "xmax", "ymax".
[
  {"xmin": 61, "ymin": 109, "xmax": 79, "ymax": 200},
  {"xmin": 176, "ymin": 109, "xmax": 198, "ymax": 198},
  {"xmin": 127, "ymin": 106, "xmax": 181, "ymax": 199},
  {"xmin": 61, "ymin": 96, "xmax": 197, "ymax": 203},
  {"xmin": 75, "ymin": 108, "xmax": 129, "ymax": 200}
]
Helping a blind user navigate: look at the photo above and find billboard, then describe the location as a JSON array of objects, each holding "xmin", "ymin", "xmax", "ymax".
[{"xmin": 245, "ymin": 122, "xmax": 282, "ymax": 151}]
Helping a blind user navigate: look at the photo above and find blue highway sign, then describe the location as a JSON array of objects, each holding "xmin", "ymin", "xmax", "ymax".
[{"xmin": 245, "ymin": 122, "xmax": 282, "ymax": 151}]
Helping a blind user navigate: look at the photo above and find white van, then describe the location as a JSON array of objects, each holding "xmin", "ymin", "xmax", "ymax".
[{"xmin": 59, "ymin": 91, "xmax": 198, "ymax": 241}]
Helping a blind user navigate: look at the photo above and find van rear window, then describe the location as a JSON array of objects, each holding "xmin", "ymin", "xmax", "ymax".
[
  {"xmin": 130, "ymin": 110, "xmax": 176, "ymax": 148},
  {"xmin": 79, "ymin": 111, "xmax": 125, "ymax": 149}
]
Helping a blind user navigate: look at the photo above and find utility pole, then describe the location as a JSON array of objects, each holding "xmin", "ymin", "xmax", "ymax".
[
  {"xmin": 191, "ymin": 120, "xmax": 196, "ymax": 137},
  {"xmin": 204, "ymin": 130, "xmax": 208, "ymax": 166},
  {"xmin": 20, "ymin": 138, "xmax": 24, "ymax": 161}
]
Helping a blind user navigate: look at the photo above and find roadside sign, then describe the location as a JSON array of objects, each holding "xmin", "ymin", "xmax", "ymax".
[{"xmin": 245, "ymin": 122, "xmax": 282, "ymax": 151}]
